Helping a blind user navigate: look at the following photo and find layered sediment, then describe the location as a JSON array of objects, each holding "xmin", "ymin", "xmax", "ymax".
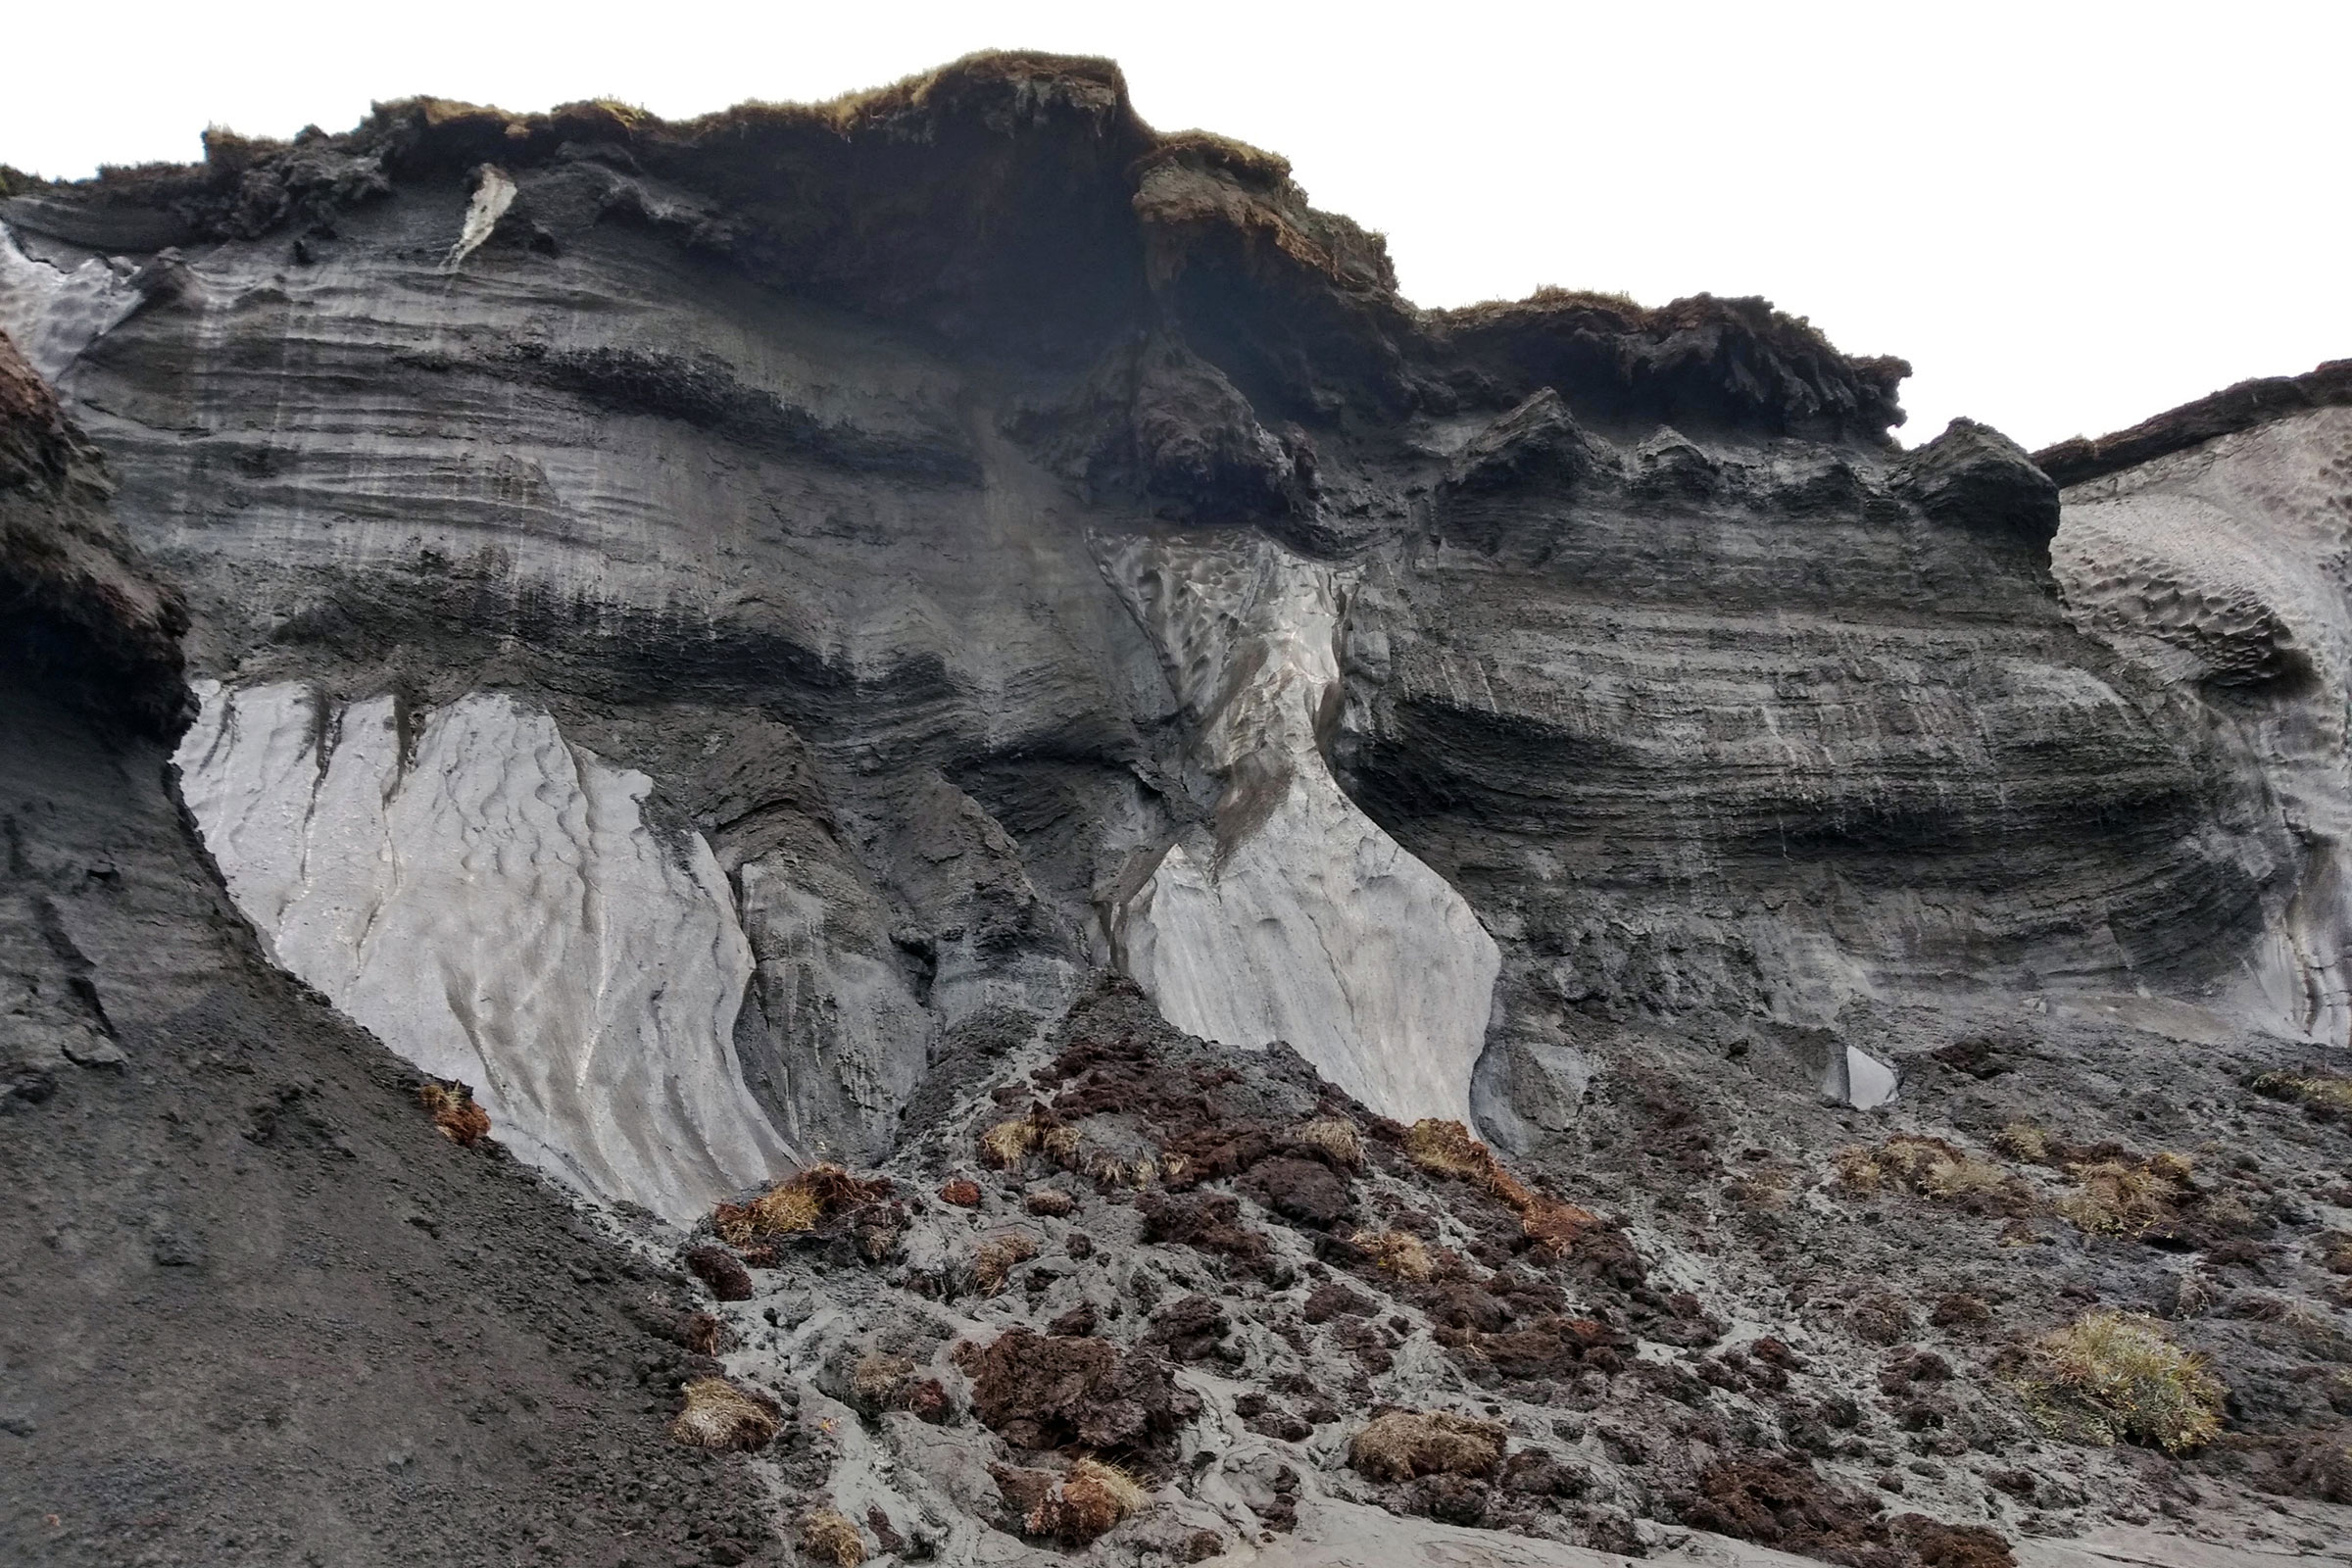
[{"xmin": 6, "ymin": 50, "xmax": 2352, "ymax": 1568}]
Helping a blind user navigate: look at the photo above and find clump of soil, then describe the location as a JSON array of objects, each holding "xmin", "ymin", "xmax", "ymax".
[{"xmin": 957, "ymin": 1327, "xmax": 1199, "ymax": 1453}]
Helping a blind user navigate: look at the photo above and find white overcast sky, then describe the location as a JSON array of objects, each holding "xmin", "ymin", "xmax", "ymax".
[{"xmin": 6, "ymin": 1, "xmax": 2345, "ymax": 451}]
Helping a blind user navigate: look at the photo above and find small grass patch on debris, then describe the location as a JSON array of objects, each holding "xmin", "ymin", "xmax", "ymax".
[
  {"xmin": 2055, "ymin": 1152, "xmax": 2192, "ymax": 1238},
  {"xmin": 981, "ymin": 1114, "xmax": 1043, "ymax": 1169},
  {"xmin": 416, "ymin": 1079, "xmax": 491, "ymax": 1146},
  {"xmin": 1295, "ymin": 1114, "xmax": 1363, "ymax": 1168},
  {"xmin": 668, "ymin": 1376, "xmax": 782, "ymax": 1451},
  {"xmin": 711, "ymin": 1162, "xmax": 894, "ymax": 1248},
  {"xmin": 1403, "ymin": 1118, "xmax": 1600, "ymax": 1255},
  {"xmin": 1024, "ymin": 1457, "xmax": 1150, "ymax": 1544},
  {"xmin": 800, "ymin": 1505, "xmax": 867, "ymax": 1566},
  {"xmin": 2018, "ymin": 1309, "xmax": 2224, "ymax": 1453},
  {"xmin": 1348, "ymin": 1408, "xmax": 1507, "ymax": 1482},
  {"xmin": 972, "ymin": 1229, "xmax": 1042, "ymax": 1296},
  {"xmin": 1350, "ymin": 1227, "xmax": 1437, "ymax": 1281},
  {"xmin": 2253, "ymin": 1067, "xmax": 2352, "ymax": 1117},
  {"xmin": 1836, "ymin": 1135, "xmax": 2012, "ymax": 1200}
]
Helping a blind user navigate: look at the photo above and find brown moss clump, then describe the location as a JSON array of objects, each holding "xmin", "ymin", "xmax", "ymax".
[
  {"xmin": 939, "ymin": 1177, "xmax": 982, "ymax": 1207},
  {"xmin": 800, "ymin": 1505, "xmax": 867, "ymax": 1566},
  {"xmin": 668, "ymin": 1376, "xmax": 782, "ymax": 1451},
  {"xmin": 1402, "ymin": 1118, "xmax": 1599, "ymax": 1256},
  {"xmin": 683, "ymin": 1243, "xmax": 754, "ymax": 1301},
  {"xmin": 1351, "ymin": 1227, "xmax": 1436, "ymax": 1282},
  {"xmin": 1348, "ymin": 1408, "xmax": 1507, "ymax": 1482},
  {"xmin": 681, "ymin": 1311, "xmax": 732, "ymax": 1355},
  {"xmin": 416, "ymin": 1080, "xmax": 491, "ymax": 1146},
  {"xmin": 711, "ymin": 1162, "xmax": 895, "ymax": 1249},
  {"xmin": 972, "ymin": 1229, "xmax": 1042, "ymax": 1297},
  {"xmin": 2019, "ymin": 1309, "xmax": 2224, "ymax": 1454}
]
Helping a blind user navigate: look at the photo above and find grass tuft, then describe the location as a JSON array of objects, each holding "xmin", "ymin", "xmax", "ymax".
[
  {"xmin": 417, "ymin": 1080, "xmax": 491, "ymax": 1146},
  {"xmin": 2253, "ymin": 1068, "xmax": 2352, "ymax": 1114},
  {"xmin": 1027, "ymin": 1456, "xmax": 1152, "ymax": 1543},
  {"xmin": 971, "ymin": 1230, "xmax": 1042, "ymax": 1297},
  {"xmin": 1401, "ymin": 1118, "xmax": 1598, "ymax": 1255},
  {"xmin": 1348, "ymin": 1408, "xmax": 1507, "ymax": 1482},
  {"xmin": 980, "ymin": 1116, "xmax": 1043, "ymax": 1170},
  {"xmin": 2056, "ymin": 1156, "xmax": 2187, "ymax": 1238},
  {"xmin": 1995, "ymin": 1122, "xmax": 2052, "ymax": 1162},
  {"xmin": 2019, "ymin": 1309, "xmax": 2224, "ymax": 1454},
  {"xmin": 1295, "ymin": 1115, "xmax": 1363, "ymax": 1168},
  {"xmin": 800, "ymin": 1506, "xmax": 867, "ymax": 1566},
  {"xmin": 711, "ymin": 1162, "xmax": 892, "ymax": 1248},
  {"xmin": 1351, "ymin": 1228, "xmax": 1436, "ymax": 1281},
  {"xmin": 667, "ymin": 1377, "xmax": 781, "ymax": 1451}
]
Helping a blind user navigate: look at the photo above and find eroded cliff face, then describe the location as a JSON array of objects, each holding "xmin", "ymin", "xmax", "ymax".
[
  {"xmin": 8, "ymin": 51, "xmax": 2352, "ymax": 1568},
  {"xmin": 2049, "ymin": 401, "xmax": 2352, "ymax": 1043},
  {"xmin": 1, "ymin": 53, "xmax": 2283, "ymax": 1206}
]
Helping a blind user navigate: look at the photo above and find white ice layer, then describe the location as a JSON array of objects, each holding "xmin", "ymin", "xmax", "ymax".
[
  {"xmin": 443, "ymin": 166, "xmax": 516, "ymax": 271},
  {"xmin": 1103, "ymin": 536, "xmax": 1500, "ymax": 1125},
  {"xmin": 174, "ymin": 680, "xmax": 792, "ymax": 1221},
  {"xmin": 0, "ymin": 225, "xmax": 145, "ymax": 383}
]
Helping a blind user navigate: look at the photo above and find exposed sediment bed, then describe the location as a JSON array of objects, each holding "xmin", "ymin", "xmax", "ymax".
[{"xmin": 6, "ymin": 47, "xmax": 2352, "ymax": 1568}]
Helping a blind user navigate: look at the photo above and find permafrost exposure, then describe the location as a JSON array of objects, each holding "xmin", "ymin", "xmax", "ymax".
[
  {"xmin": 6, "ymin": 51, "xmax": 2352, "ymax": 1568},
  {"xmin": 1104, "ymin": 534, "xmax": 1500, "ymax": 1125},
  {"xmin": 175, "ymin": 679, "xmax": 788, "ymax": 1221}
]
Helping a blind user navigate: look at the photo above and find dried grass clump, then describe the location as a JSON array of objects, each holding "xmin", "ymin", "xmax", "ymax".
[
  {"xmin": 1401, "ymin": 1118, "xmax": 1597, "ymax": 1256},
  {"xmin": 800, "ymin": 1505, "xmax": 867, "ymax": 1566},
  {"xmin": 853, "ymin": 1352, "xmax": 916, "ymax": 1405},
  {"xmin": 1517, "ymin": 1193, "xmax": 1602, "ymax": 1253},
  {"xmin": 1028, "ymin": 1457, "xmax": 1151, "ymax": 1543},
  {"xmin": 981, "ymin": 1116, "xmax": 1044, "ymax": 1169},
  {"xmin": 1834, "ymin": 1146, "xmax": 1886, "ymax": 1192},
  {"xmin": 1838, "ymin": 1136, "xmax": 2011, "ymax": 1202},
  {"xmin": 714, "ymin": 1183, "xmax": 819, "ymax": 1244},
  {"xmin": 668, "ymin": 1376, "xmax": 781, "ymax": 1451},
  {"xmin": 2252, "ymin": 1068, "xmax": 2352, "ymax": 1114},
  {"xmin": 711, "ymin": 1162, "xmax": 894, "ymax": 1248},
  {"xmin": 1405, "ymin": 1119, "xmax": 1494, "ymax": 1183},
  {"xmin": 1043, "ymin": 1125, "xmax": 1085, "ymax": 1167},
  {"xmin": 1348, "ymin": 1408, "xmax": 1507, "ymax": 1482},
  {"xmin": 1081, "ymin": 1148, "xmax": 1164, "ymax": 1190},
  {"xmin": 1995, "ymin": 1122, "xmax": 2052, "ymax": 1162},
  {"xmin": 1351, "ymin": 1228, "xmax": 1436, "ymax": 1282},
  {"xmin": 417, "ymin": 1080, "xmax": 491, "ymax": 1146},
  {"xmin": 1296, "ymin": 1115, "xmax": 1363, "ymax": 1169},
  {"xmin": 2020, "ymin": 1310, "xmax": 2224, "ymax": 1454},
  {"xmin": 972, "ymin": 1230, "xmax": 1043, "ymax": 1297},
  {"xmin": 2057, "ymin": 1157, "xmax": 2186, "ymax": 1238}
]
